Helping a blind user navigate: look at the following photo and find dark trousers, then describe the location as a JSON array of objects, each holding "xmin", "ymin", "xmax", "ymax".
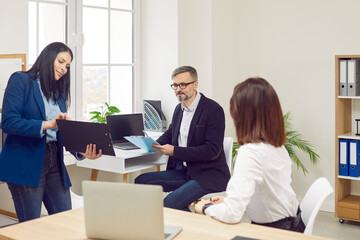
[
  {"xmin": 134, "ymin": 168, "xmax": 212, "ymax": 211},
  {"xmin": 252, "ymin": 207, "xmax": 306, "ymax": 233}
]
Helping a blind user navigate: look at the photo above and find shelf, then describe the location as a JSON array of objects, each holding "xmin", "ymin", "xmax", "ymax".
[
  {"xmin": 338, "ymin": 175, "xmax": 360, "ymax": 181},
  {"xmin": 335, "ymin": 55, "xmax": 360, "ymax": 221},
  {"xmin": 338, "ymin": 132, "xmax": 360, "ymax": 140},
  {"xmin": 338, "ymin": 96, "xmax": 360, "ymax": 99}
]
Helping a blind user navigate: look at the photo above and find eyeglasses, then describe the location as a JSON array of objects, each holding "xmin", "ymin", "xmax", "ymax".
[{"xmin": 170, "ymin": 81, "xmax": 196, "ymax": 90}]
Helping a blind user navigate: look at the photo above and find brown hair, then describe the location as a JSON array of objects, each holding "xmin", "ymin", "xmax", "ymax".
[{"xmin": 230, "ymin": 77, "xmax": 285, "ymax": 147}]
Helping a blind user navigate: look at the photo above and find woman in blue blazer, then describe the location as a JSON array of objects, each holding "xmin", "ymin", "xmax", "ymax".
[{"xmin": 0, "ymin": 42, "xmax": 102, "ymax": 222}]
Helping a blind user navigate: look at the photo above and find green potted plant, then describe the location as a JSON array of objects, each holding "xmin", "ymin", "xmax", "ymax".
[
  {"xmin": 89, "ymin": 102, "xmax": 121, "ymax": 123},
  {"xmin": 232, "ymin": 112, "xmax": 320, "ymax": 175}
]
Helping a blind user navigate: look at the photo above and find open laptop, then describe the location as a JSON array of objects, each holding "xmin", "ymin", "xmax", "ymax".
[
  {"xmin": 106, "ymin": 113, "xmax": 144, "ymax": 150},
  {"xmin": 82, "ymin": 181, "xmax": 182, "ymax": 240}
]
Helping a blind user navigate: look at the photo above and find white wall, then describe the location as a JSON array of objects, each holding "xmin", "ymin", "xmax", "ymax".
[
  {"xmin": 0, "ymin": 0, "xmax": 28, "ymax": 54},
  {"xmin": 178, "ymin": 0, "xmax": 213, "ymax": 96},
  {"xmin": 0, "ymin": 0, "xmax": 28, "ymax": 212},
  {"xmin": 139, "ymin": 0, "xmax": 179, "ymax": 121}
]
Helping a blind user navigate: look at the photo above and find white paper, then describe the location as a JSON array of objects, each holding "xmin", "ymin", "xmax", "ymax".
[
  {"xmin": 340, "ymin": 141, "xmax": 347, "ymax": 164},
  {"xmin": 350, "ymin": 141, "xmax": 357, "ymax": 165},
  {"xmin": 347, "ymin": 59, "xmax": 356, "ymax": 84},
  {"xmin": 340, "ymin": 60, "xmax": 347, "ymax": 83}
]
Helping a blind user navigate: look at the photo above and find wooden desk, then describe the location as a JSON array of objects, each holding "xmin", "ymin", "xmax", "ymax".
[
  {"xmin": 0, "ymin": 208, "xmax": 332, "ymax": 240},
  {"xmin": 74, "ymin": 148, "xmax": 168, "ymax": 183}
]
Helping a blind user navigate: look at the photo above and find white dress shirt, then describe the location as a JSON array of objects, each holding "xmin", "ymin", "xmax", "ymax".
[
  {"xmin": 178, "ymin": 92, "xmax": 201, "ymax": 147},
  {"xmin": 205, "ymin": 142, "xmax": 298, "ymax": 224},
  {"xmin": 177, "ymin": 92, "xmax": 201, "ymax": 167}
]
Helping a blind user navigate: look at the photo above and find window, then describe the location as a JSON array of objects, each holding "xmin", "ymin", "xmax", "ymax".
[
  {"xmin": 82, "ymin": 0, "xmax": 135, "ymax": 120},
  {"xmin": 28, "ymin": 0, "xmax": 138, "ymax": 120},
  {"xmin": 28, "ymin": 0, "xmax": 68, "ymax": 66}
]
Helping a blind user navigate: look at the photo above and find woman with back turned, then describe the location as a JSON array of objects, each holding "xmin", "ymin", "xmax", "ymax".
[{"xmin": 195, "ymin": 77, "xmax": 305, "ymax": 232}]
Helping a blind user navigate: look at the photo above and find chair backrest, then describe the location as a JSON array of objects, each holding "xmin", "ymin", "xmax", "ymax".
[
  {"xmin": 223, "ymin": 137, "xmax": 233, "ymax": 171},
  {"xmin": 70, "ymin": 190, "xmax": 84, "ymax": 209},
  {"xmin": 300, "ymin": 177, "xmax": 333, "ymax": 235}
]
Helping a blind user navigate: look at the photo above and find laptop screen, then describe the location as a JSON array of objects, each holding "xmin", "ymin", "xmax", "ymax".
[{"xmin": 106, "ymin": 113, "xmax": 144, "ymax": 143}]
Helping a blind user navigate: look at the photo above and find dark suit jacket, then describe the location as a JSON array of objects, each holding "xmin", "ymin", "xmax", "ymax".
[
  {"xmin": 157, "ymin": 93, "xmax": 230, "ymax": 192},
  {"xmin": 0, "ymin": 72, "xmax": 72, "ymax": 188}
]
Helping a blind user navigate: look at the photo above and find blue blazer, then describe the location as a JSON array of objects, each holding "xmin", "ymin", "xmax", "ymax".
[
  {"xmin": 0, "ymin": 72, "xmax": 71, "ymax": 188},
  {"xmin": 157, "ymin": 93, "xmax": 230, "ymax": 192}
]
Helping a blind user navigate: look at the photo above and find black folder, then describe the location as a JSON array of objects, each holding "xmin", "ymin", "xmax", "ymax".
[{"xmin": 56, "ymin": 120, "xmax": 115, "ymax": 156}]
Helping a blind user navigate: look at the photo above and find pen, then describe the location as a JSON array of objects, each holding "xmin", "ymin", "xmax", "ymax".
[{"xmin": 143, "ymin": 130, "xmax": 149, "ymax": 137}]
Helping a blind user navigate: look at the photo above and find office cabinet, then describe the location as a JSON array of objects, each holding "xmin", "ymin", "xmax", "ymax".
[{"xmin": 335, "ymin": 55, "xmax": 360, "ymax": 223}]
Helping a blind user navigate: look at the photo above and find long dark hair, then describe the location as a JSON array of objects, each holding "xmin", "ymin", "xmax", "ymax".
[
  {"xmin": 27, "ymin": 42, "xmax": 73, "ymax": 107},
  {"xmin": 230, "ymin": 77, "xmax": 285, "ymax": 147}
]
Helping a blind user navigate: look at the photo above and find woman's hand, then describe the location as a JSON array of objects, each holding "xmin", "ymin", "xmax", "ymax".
[
  {"xmin": 43, "ymin": 112, "xmax": 71, "ymax": 130},
  {"xmin": 210, "ymin": 196, "xmax": 225, "ymax": 204},
  {"xmin": 79, "ymin": 144, "xmax": 103, "ymax": 160},
  {"xmin": 194, "ymin": 198, "xmax": 212, "ymax": 214}
]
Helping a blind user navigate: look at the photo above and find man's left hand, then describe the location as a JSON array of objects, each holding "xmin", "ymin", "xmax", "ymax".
[{"xmin": 152, "ymin": 144, "xmax": 174, "ymax": 156}]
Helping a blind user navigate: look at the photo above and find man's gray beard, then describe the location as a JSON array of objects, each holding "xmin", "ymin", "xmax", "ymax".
[{"xmin": 177, "ymin": 94, "xmax": 188, "ymax": 102}]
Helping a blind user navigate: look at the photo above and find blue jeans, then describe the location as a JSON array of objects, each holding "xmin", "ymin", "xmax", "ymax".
[
  {"xmin": 7, "ymin": 142, "xmax": 71, "ymax": 222},
  {"xmin": 134, "ymin": 169, "xmax": 212, "ymax": 211}
]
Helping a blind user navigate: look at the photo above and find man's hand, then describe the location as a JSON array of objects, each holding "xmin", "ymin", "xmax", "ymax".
[{"xmin": 151, "ymin": 144, "xmax": 174, "ymax": 156}]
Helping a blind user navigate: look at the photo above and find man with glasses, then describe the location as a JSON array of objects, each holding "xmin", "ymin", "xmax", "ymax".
[{"xmin": 135, "ymin": 66, "xmax": 230, "ymax": 211}]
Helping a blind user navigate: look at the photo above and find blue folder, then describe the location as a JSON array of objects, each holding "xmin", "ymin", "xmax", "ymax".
[
  {"xmin": 349, "ymin": 140, "xmax": 360, "ymax": 177},
  {"xmin": 124, "ymin": 136, "xmax": 159, "ymax": 152},
  {"xmin": 339, "ymin": 139, "xmax": 349, "ymax": 176}
]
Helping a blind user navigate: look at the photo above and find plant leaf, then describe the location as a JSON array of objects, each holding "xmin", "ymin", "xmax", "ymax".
[
  {"xmin": 89, "ymin": 102, "xmax": 121, "ymax": 123},
  {"xmin": 108, "ymin": 106, "xmax": 121, "ymax": 113},
  {"xmin": 105, "ymin": 112, "xmax": 115, "ymax": 116},
  {"xmin": 89, "ymin": 111, "xmax": 101, "ymax": 115}
]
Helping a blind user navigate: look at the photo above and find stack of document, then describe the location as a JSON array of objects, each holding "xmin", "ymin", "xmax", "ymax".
[{"xmin": 124, "ymin": 136, "xmax": 160, "ymax": 152}]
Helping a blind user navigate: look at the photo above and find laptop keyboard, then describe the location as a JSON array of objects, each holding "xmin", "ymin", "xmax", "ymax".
[{"xmin": 113, "ymin": 142, "xmax": 139, "ymax": 150}]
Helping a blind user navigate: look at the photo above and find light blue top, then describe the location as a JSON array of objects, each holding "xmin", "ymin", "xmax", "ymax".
[{"xmin": 37, "ymin": 80, "xmax": 61, "ymax": 142}]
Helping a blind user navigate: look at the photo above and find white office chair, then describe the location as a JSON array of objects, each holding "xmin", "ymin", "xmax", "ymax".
[
  {"xmin": 300, "ymin": 177, "xmax": 333, "ymax": 235},
  {"xmin": 198, "ymin": 137, "xmax": 233, "ymax": 200},
  {"xmin": 70, "ymin": 190, "xmax": 84, "ymax": 209}
]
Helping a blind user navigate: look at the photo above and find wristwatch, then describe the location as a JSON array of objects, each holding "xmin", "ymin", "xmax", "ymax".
[{"xmin": 202, "ymin": 203, "xmax": 214, "ymax": 215}]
